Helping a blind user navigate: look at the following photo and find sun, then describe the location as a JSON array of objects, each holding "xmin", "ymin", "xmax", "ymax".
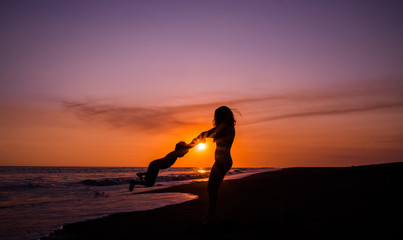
[{"xmin": 196, "ymin": 143, "xmax": 207, "ymax": 151}]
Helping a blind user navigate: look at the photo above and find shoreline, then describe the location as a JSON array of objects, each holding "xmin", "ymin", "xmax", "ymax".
[
  {"xmin": 34, "ymin": 168, "xmax": 275, "ymax": 239},
  {"xmin": 39, "ymin": 168, "xmax": 277, "ymax": 239},
  {"xmin": 0, "ymin": 167, "xmax": 273, "ymax": 240},
  {"xmin": 43, "ymin": 162, "xmax": 403, "ymax": 239}
]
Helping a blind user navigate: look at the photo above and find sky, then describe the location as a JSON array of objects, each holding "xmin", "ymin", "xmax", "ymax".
[{"xmin": 1, "ymin": 0, "xmax": 403, "ymax": 167}]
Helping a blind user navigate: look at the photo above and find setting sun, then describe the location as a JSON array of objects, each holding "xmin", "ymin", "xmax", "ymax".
[{"xmin": 196, "ymin": 143, "xmax": 207, "ymax": 151}]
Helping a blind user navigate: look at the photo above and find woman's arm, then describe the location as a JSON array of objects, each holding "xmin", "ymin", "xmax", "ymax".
[{"xmin": 188, "ymin": 128, "xmax": 216, "ymax": 147}]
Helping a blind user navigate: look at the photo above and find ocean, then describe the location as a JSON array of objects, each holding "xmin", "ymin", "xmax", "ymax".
[{"xmin": 0, "ymin": 166, "xmax": 274, "ymax": 240}]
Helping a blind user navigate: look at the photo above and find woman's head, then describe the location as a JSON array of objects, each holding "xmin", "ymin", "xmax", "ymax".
[{"xmin": 214, "ymin": 106, "xmax": 235, "ymax": 127}]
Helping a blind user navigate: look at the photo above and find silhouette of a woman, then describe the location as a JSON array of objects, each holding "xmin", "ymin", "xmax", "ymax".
[{"xmin": 190, "ymin": 106, "xmax": 236, "ymax": 224}]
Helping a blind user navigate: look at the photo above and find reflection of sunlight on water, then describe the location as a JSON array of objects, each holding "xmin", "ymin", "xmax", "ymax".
[{"xmin": 197, "ymin": 169, "xmax": 207, "ymax": 174}]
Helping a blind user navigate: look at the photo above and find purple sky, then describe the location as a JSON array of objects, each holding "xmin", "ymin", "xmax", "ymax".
[{"xmin": 2, "ymin": 0, "xmax": 402, "ymax": 102}]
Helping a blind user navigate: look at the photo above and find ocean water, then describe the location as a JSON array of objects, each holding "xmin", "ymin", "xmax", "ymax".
[{"xmin": 0, "ymin": 167, "xmax": 274, "ymax": 240}]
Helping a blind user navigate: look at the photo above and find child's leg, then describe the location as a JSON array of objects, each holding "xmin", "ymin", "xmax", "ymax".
[
  {"xmin": 136, "ymin": 172, "xmax": 146, "ymax": 181},
  {"xmin": 129, "ymin": 179, "xmax": 152, "ymax": 191},
  {"xmin": 144, "ymin": 162, "xmax": 160, "ymax": 187},
  {"xmin": 130, "ymin": 161, "xmax": 160, "ymax": 191},
  {"xmin": 129, "ymin": 172, "xmax": 146, "ymax": 191},
  {"xmin": 129, "ymin": 180, "xmax": 137, "ymax": 191}
]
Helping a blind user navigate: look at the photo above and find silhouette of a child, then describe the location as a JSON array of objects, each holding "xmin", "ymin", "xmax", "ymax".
[{"xmin": 129, "ymin": 141, "xmax": 190, "ymax": 191}]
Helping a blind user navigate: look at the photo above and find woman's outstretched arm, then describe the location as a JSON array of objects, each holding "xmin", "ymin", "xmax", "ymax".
[{"xmin": 188, "ymin": 128, "xmax": 216, "ymax": 148}]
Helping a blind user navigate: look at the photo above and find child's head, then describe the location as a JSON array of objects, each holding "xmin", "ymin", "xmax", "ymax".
[
  {"xmin": 213, "ymin": 106, "xmax": 235, "ymax": 127},
  {"xmin": 175, "ymin": 141, "xmax": 189, "ymax": 157}
]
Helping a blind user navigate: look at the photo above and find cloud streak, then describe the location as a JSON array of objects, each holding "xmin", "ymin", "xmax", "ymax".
[
  {"xmin": 61, "ymin": 82, "xmax": 403, "ymax": 132},
  {"xmin": 62, "ymin": 101, "xmax": 194, "ymax": 131},
  {"xmin": 246, "ymin": 101, "xmax": 403, "ymax": 124}
]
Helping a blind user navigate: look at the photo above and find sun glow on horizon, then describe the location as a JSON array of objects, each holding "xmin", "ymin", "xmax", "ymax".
[{"xmin": 197, "ymin": 169, "xmax": 207, "ymax": 174}]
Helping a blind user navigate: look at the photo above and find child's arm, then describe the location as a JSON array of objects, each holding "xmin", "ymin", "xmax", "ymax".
[{"xmin": 154, "ymin": 151, "xmax": 179, "ymax": 169}]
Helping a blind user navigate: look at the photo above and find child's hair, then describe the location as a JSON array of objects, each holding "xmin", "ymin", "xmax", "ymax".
[
  {"xmin": 175, "ymin": 141, "xmax": 189, "ymax": 151},
  {"xmin": 213, "ymin": 106, "xmax": 236, "ymax": 127}
]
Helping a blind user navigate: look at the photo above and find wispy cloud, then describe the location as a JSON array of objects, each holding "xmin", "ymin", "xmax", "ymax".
[
  {"xmin": 246, "ymin": 101, "xmax": 403, "ymax": 124},
  {"xmin": 62, "ymin": 101, "xmax": 195, "ymax": 131},
  {"xmin": 61, "ymin": 79, "xmax": 403, "ymax": 131}
]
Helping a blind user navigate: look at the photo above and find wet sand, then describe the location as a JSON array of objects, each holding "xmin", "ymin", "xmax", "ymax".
[{"xmin": 43, "ymin": 162, "xmax": 403, "ymax": 239}]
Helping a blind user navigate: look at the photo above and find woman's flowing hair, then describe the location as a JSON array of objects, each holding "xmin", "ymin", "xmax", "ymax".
[{"xmin": 213, "ymin": 106, "xmax": 236, "ymax": 127}]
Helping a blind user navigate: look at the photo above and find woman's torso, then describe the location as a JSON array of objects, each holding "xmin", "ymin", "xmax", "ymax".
[{"xmin": 214, "ymin": 125, "xmax": 235, "ymax": 165}]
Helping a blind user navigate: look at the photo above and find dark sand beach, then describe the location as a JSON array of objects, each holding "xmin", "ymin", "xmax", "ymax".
[{"xmin": 44, "ymin": 162, "xmax": 403, "ymax": 239}]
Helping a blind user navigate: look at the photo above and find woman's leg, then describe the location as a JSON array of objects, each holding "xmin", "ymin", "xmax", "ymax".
[{"xmin": 204, "ymin": 164, "xmax": 226, "ymax": 223}]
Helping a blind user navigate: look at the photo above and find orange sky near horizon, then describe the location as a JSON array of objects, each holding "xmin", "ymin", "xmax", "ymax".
[
  {"xmin": 1, "ymin": 1, "xmax": 403, "ymax": 167},
  {"xmin": 1, "ymin": 84, "xmax": 403, "ymax": 168}
]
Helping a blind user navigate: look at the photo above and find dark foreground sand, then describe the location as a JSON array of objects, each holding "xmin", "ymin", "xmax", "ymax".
[{"xmin": 44, "ymin": 162, "xmax": 403, "ymax": 239}]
